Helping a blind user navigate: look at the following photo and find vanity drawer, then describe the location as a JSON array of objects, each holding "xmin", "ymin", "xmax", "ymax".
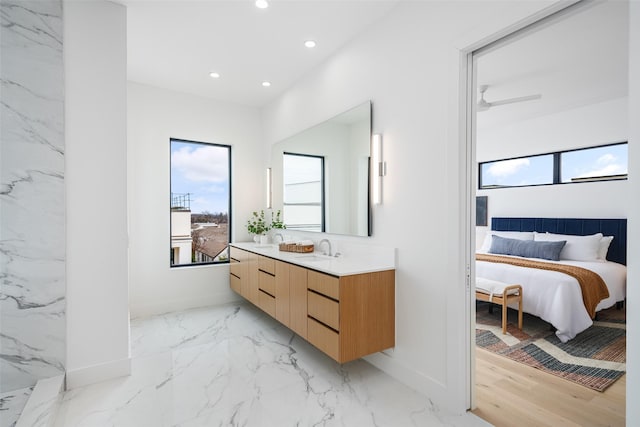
[
  {"xmin": 259, "ymin": 256, "xmax": 275, "ymax": 275},
  {"xmin": 258, "ymin": 290, "xmax": 276, "ymax": 317},
  {"xmin": 308, "ymin": 317, "xmax": 339, "ymax": 361},
  {"xmin": 307, "ymin": 270, "xmax": 339, "ymax": 300},
  {"xmin": 230, "ymin": 246, "xmax": 248, "ymax": 262},
  {"xmin": 229, "ymin": 259, "xmax": 242, "ymax": 278},
  {"xmin": 307, "ymin": 291, "xmax": 339, "ymax": 331},
  {"xmin": 258, "ymin": 270, "xmax": 276, "ymax": 296},
  {"xmin": 230, "ymin": 273, "xmax": 241, "ymax": 294}
]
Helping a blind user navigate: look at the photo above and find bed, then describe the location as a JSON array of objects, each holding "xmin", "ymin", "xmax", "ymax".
[{"xmin": 476, "ymin": 217, "xmax": 627, "ymax": 343}]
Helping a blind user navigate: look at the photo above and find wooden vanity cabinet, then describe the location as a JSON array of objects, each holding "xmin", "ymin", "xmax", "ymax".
[
  {"xmin": 306, "ymin": 269, "xmax": 395, "ymax": 363},
  {"xmin": 229, "ymin": 246, "xmax": 394, "ymax": 363}
]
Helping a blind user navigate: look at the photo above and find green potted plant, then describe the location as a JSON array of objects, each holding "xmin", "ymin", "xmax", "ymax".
[
  {"xmin": 269, "ymin": 210, "xmax": 286, "ymax": 244},
  {"xmin": 270, "ymin": 210, "xmax": 286, "ymax": 230},
  {"xmin": 246, "ymin": 210, "xmax": 270, "ymax": 243}
]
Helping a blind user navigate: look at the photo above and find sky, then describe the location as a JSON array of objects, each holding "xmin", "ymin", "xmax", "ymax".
[
  {"xmin": 171, "ymin": 140, "xmax": 229, "ymax": 214},
  {"xmin": 482, "ymin": 144, "xmax": 627, "ymax": 187}
]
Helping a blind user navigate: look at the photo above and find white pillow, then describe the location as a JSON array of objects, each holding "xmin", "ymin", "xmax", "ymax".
[
  {"xmin": 533, "ymin": 232, "xmax": 603, "ymax": 261},
  {"xmin": 598, "ymin": 236, "xmax": 614, "ymax": 260},
  {"xmin": 480, "ymin": 231, "xmax": 534, "ymax": 252}
]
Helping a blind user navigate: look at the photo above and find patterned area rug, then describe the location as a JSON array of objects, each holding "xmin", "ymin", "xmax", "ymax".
[{"xmin": 476, "ymin": 301, "xmax": 626, "ymax": 392}]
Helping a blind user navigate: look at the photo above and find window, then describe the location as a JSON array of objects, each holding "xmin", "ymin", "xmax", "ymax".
[
  {"xmin": 282, "ymin": 152, "xmax": 324, "ymax": 232},
  {"xmin": 479, "ymin": 142, "xmax": 627, "ymax": 189},
  {"xmin": 561, "ymin": 143, "xmax": 628, "ymax": 183},
  {"xmin": 480, "ymin": 154, "xmax": 553, "ymax": 188},
  {"xmin": 170, "ymin": 139, "xmax": 231, "ymax": 267}
]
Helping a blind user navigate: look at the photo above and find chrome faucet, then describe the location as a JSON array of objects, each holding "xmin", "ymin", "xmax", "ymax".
[
  {"xmin": 273, "ymin": 233, "xmax": 284, "ymax": 243},
  {"xmin": 318, "ymin": 239, "xmax": 332, "ymax": 256}
]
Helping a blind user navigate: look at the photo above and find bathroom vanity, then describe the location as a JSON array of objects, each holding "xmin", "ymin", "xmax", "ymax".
[{"xmin": 229, "ymin": 242, "xmax": 395, "ymax": 363}]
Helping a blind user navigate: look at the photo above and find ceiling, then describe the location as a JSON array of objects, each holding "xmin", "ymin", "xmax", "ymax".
[
  {"xmin": 123, "ymin": 1, "xmax": 628, "ymax": 118},
  {"xmin": 476, "ymin": 1, "xmax": 629, "ymax": 129},
  {"xmin": 123, "ymin": 0, "xmax": 398, "ymax": 107}
]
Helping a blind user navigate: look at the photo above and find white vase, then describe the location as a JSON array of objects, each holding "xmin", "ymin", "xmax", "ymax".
[
  {"xmin": 260, "ymin": 235, "xmax": 269, "ymax": 245},
  {"xmin": 253, "ymin": 235, "xmax": 260, "ymax": 243}
]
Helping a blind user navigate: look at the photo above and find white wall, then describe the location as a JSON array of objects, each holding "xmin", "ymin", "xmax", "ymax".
[
  {"xmin": 65, "ymin": 0, "xmax": 130, "ymax": 388},
  {"xmin": 127, "ymin": 82, "xmax": 263, "ymax": 318},
  {"xmin": 262, "ymin": 0, "xmax": 559, "ymax": 413},
  {"xmin": 626, "ymin": 2, "xmax": 639, "ymax": 424},
  {"xmin": 476, "ymin": 98, "xmax": 628, "ymax": 244}
]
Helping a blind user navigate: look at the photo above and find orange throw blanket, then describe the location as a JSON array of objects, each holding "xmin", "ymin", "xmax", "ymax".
[{"xmin": 476, "ymin": 254, "xmax": 609, "ymax": 319}]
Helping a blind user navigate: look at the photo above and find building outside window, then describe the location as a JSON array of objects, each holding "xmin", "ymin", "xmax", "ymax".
[{"xmin": 170, "ymin": 139, "xmax": 231, "ymax": 267}]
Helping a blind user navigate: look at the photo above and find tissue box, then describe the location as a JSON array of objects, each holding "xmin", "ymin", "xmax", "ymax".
[{"xmin": 279, "ymin": 243, "xmax": 314, "ymax": 253}]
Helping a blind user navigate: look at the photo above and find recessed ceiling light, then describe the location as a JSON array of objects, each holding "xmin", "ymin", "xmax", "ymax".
[
  {"xmin": 304, "ymin": 40, "xmax": 316, "ymax": 48},
  {"xmin": 209, "ymin": 72, "xmax": 220, "ymax": 79},
  {"xmin": 255, "ymin": 0, "xmax": 268, "ymax": 9},
  {"xmin": 262, "ymin": 81, "xmax": 271, "ymax": 87}
]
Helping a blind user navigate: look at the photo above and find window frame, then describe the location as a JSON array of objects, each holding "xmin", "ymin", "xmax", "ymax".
[
  {"xmin": 282, "ymin": 151, "xmax": 326, "ymax": 232},
  {"xmin": 169, "ymin": 138, "xmax": 232, "ymax": 268},
  {"xmin": 479, "ymin": 141, "xmax": 628, "ymax": 190}
]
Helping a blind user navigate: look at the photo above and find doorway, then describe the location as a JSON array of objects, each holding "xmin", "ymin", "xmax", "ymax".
[{"xmin": 466, "ymin": 1, "xmax": 629, "ymax": 424}]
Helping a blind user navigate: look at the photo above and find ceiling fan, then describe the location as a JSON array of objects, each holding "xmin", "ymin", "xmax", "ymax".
[{"xmin": 477, "ymin": 84, "xmax": 542, "ymax": 112}]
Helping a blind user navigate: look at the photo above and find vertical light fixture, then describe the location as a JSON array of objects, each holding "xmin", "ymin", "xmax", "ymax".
[
  {"xmin": 266, "ymin": 167, "xmax": 272, "ymax": 208},
  {"xmin": 371, "ymin": 134, "xmax": 385, "ymax": 204}
]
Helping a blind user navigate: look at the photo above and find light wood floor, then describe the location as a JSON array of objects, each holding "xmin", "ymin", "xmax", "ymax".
[{"xmin": 473, "ymin": 348, "xmax": 625, "ymax": 427}]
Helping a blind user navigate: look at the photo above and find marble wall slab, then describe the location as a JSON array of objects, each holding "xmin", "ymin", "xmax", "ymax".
[{"xmin": 0, "ymin": 0, "xmax": 65, "ymax": 393}]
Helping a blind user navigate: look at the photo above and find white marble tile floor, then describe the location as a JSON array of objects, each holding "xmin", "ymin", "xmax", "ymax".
[
  {"xmin": 53, "ymin": 303, "xmax": 488, "ymax": 427},
  {"xmin": 0, "ymin": 387, "xmax": 32, "ymax": 427}
]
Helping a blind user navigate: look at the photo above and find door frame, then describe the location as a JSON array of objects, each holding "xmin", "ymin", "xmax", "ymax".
[{"xmin": 459, "ymin": 0, "xmax": 587, "ymax": 410}]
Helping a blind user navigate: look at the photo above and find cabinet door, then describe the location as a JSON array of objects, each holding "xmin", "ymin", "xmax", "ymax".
[
  {"xmin": 289, "ymin": 264, "xmax": 308, "ymax": 339},
  {"xmin": 275, "ymin": 261, "xmax": 290, "ymax": 327}
]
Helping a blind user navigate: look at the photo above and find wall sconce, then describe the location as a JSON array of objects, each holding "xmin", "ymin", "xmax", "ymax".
[
  {"xmin": 371, "ymin": 134, "xmax": 386, "ymax": 205},
  {"xmin": 266, "ymin": 167, "xmax": 272, "ymax": 209}
]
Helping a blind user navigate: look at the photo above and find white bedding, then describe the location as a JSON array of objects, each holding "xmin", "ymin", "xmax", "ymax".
[{"xmin": 476, "ymin": 254, "xmax": 627, "ymax": 342}]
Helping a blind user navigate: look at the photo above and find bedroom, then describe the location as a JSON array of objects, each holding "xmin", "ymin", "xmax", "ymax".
[{"xmin": 471, "ymin": 2, "xmax": 628, "ymax": 424}]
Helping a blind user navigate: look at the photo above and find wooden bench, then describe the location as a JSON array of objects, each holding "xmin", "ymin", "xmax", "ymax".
[{"xmin": 476, "ymin": 277, "xmax": 523, "ymax": 334}]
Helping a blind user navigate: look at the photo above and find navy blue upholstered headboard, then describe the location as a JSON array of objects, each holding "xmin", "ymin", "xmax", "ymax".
[{"xmin": 492, "ymin": 217, "xmax": 627, "ymax": 265}]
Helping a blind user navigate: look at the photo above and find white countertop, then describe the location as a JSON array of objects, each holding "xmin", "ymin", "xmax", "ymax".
[{"xmin": 230, "ymin": 242, "xmax": 395, "ymax": 277}]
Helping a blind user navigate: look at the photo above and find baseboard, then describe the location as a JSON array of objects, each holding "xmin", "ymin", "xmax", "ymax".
[
  {"xmin": 15, "ymin": 374, "xmax": 65, "ymax": 427},
  {"xmin": 130, "ymin": 290, "xmax": 242, "ymax": 319},
  {"xmin": 65, "ymin": 357, "xmax": 131, "ymax": 390}
]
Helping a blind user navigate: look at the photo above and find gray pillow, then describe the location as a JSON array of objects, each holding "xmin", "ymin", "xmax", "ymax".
[{"xmin": 489, "ymin": 235, "xmax": 566, "ymax": 261}]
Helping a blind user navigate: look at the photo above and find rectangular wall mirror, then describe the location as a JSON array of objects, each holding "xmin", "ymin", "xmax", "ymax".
[{"xmin": 270, "ymin": 101, "xmax": 372, "ymax": 237}]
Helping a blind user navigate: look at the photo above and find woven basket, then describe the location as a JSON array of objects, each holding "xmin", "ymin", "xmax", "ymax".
[{"xmin": 278, "ymin": 243, "xmax": 314, "ymax": 253}]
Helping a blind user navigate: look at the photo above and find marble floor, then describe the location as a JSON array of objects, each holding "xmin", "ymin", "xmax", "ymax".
[
  {"xmin": 53, "ymin": 303, "xmax": 488, "ymax": 427},
  {"xmin": 0, "ymin": 387, "xmax": 33, "ymax": 427}
]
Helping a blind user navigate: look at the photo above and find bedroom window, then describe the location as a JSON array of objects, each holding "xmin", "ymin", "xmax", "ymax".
[
  {"xmin": 479, "ymin": 142, "xmax": 627, "ymax": 189},
  {"xmin": 170, "ymin": 138, "xmax": 231, "ymax": 267},
  {"xmin": 282, "ymin": 152, "xmax": 325, "ymax": 232},
  {"xmin": 560, "ymin": 142, "xmax": 628, "ymax": 183},
  {"xmin": 479, "ymin": 154, "xmax": 553, "ymax": 188}
]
